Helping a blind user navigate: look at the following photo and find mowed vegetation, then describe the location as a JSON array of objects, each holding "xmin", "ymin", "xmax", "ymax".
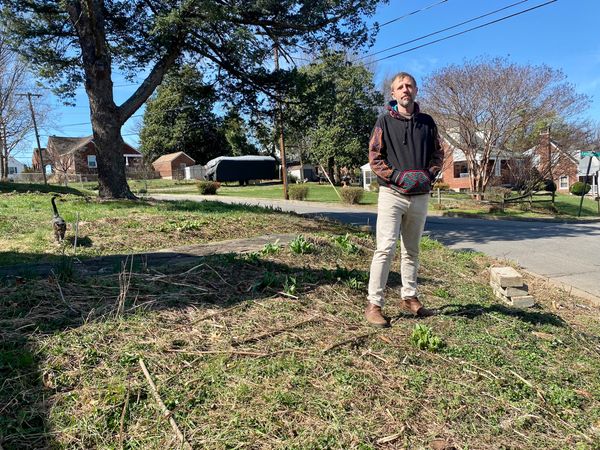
[
  {"xmin": 120, "ymin": 178, "xmax": 600, "ymax": 217},
  {"xmin": 0, "ymin": 185, "xmax": 345, "ymax": 267},
  {"xmin": 1, "ymin": 188, "xmax": 600, "ymax": 449}
]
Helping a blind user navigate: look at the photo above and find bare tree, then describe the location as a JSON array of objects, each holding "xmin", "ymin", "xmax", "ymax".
[
  {"xmin": 421, "ymin": 57, "xmax": 589, "ymax": 198},
  {"xmin": 0, "ymin": 35, "xmax": 49, "ymax": 179},
  {"xmin": 52, "ymin": 152, "xmax": 75, "ymax": 185}
]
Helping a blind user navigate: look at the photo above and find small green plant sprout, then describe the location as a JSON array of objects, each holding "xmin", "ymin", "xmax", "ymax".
[
  {"xmin": 283, "ymin": 275, "xmax": 298, "ymax": 296},
  {"xmin": 332, "ymin": 233, "xmax": 360, "ymax": 254},
  {"xmin": 289, "ymin": 235, "xmax": 315, "ymax": 254},
  {"xmin": 243, "ymin": 251, "xmax": 261, "ymax": 263},
  {"xmin": 261, "ymin": 240, "xmax": 281, "ymax": 256},
  {"xmin": 410, "ymin": 324, "xmax": 444, "ymax": 352},
  {"xmin": 253, "ymin": 271, "xmax": 280, "ymax": 291},
  {"xmin": 344, "ymin": 277, "xmax": 365, "ymax": 290}
]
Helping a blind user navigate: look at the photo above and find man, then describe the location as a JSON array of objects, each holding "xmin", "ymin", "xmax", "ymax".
[{"xmin": 365, "ymin": 72, "xmax": 443, "ymax": 327}]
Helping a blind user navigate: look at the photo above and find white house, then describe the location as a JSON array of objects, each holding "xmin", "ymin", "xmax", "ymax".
[
  {"xmin": 7, "ymin": 156, "xmax": 25, "ymax": 178},
  {"xmin": 360, "ymin": 163, "xmax": 377, "ymax": 190}
]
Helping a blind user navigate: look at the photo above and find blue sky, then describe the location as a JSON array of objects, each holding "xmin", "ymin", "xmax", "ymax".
[{"xmin": 14, "ymin": 0, "xmax": 600, "ymax": 164}]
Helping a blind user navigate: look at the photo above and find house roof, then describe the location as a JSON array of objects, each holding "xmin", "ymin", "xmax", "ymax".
[
  {"xmin": 46, "ymin": 135, "xmax": 141, "ymax": 156},
  {"xmin": 47, "ymin": 136, "xmax": 94, "ymax": 155},
  {"xmin": 153, "ymin": 151, "xmax": 195, "ymax": 164}
]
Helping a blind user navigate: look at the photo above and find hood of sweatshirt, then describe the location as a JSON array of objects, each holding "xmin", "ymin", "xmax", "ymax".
[{"xmin": 386, "ymin": 100, "xmax": 420, "ymax": 120}]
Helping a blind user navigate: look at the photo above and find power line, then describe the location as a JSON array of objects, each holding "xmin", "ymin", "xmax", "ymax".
[
  {"xmin": 356, "ymin": 0, "xmax": 529, "ymax": 62},
  {"xmin": 369, "ymin": 0, "xmax": 557, "ymax": 64},
  {"xmin": 378, "ymin": 0, "xmax": 450, "ymax": 28}
]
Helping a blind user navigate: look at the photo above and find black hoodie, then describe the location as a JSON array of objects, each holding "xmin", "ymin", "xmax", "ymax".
[{"xmin": 369, "ymin": 101, "xmax": 443, "ymax": 195}]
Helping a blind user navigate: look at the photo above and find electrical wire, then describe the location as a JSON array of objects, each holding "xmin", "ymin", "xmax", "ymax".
[
  {"xmin": 378, "ymin": 0, "xmax": 450, "ymax": 28},
  {"xmin": 355, "ymin": 0, "xmax": 530, "ymax": 62},
  {"xmin": 369, "ymin": 0, "xmax": 557, "ymax": 63}
]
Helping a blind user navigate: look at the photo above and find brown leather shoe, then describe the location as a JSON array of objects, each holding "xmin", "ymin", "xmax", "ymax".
[
  {"xmin": 402, "ymin": 297, "xmax": 434, "ymax": 317},
  {"xmin": 365, "ymin": 303, "xmax": 389, "ymax": 328}
]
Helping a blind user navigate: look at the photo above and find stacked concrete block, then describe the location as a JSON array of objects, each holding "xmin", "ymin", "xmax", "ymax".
[{"xmin": 490, "ymin": 267, "xmax": 535, "ymax": 308}]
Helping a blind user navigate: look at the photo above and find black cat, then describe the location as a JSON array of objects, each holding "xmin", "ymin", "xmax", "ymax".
[{"xmin": 51, "ymin": 195, "xmax": 67, "ymax": 242}]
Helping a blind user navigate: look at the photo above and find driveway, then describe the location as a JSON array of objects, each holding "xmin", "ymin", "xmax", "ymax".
[{"xmin": 150, "ymin": 193, "xmax": 600, "ymax": 301}]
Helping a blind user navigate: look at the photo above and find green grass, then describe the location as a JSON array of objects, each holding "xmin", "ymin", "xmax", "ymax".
[
  {"xmin": 1, "ymin": 230, "xmax": 599, "ymax": 449},
  {"xmin": 127, "ymin": 178, "xmax": 600, "ymax": 218},
  {"xmin": 0, "ymin": 187, "xmax": 347, "ymax": 267}
]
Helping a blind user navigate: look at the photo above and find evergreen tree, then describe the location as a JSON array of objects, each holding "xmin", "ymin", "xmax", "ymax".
[
  {"xmin": 140, "ymin": 65, "xmax": 227, "ymax": 165},
  {"xmin": 286, "ymin": 51, "xmax": 383, "ymax": 179},
  {"xmin": 1, "ymin": 0, "xmax": 379, "ymax": 198}
]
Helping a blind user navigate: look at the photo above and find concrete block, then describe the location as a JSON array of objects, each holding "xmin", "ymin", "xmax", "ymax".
[
  {"xmin": 494, "ymin": 290, "xmax": 535, "ymax": 308},
  {"xmin": 510, "ymin": 295, "xmax": 536, "ymax": 308},
  {"xmin": 490, "ymin": 267, "xmax": 523, "ymax": 288},
  {"xmin": 491, "ymin": 281, "xmax": 529, "ymax": 297}
]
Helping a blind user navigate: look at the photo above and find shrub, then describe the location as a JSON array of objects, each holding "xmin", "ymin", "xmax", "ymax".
[
  {"xmin": 287, "ymin": 172, "xmax": 298, "ymax": 184},
  {"xmin": 288, "ymin": 185, "xmax": 309, "ymax": 200},
  {"xmin": 369, "ymin": 181, "xmax": 379, "ymax": 192},
  {"xmin": 197, "ymin": 180, "xmax": 220, "ymax": 195},
  {"xmin": 485, "ymin": 186, "xmax": 512, "ymax": 202},
  {"xmin": 432, "ymin": 182, "xmax": 450, "ymax": 191},
  {"xmin": 537, "ymin": 179, "xmax": 557, "ymax": 192},
  {"xmin": 340, "ymin": 186, "xmax": 364, "ymax": 204},
  {"xmin": 570, "ymin": 182, "xmax": 591, "ymax": 196}
]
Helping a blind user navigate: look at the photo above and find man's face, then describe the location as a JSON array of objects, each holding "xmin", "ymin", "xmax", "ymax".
[{"xmin": 391, "ymin": 76, "xmax": 417, "ymax": 107}]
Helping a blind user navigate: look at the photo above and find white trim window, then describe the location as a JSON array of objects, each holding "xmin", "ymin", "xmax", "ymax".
[
  {"xmin": 559, "ymin": 175, "xmax": 568, "ymax": 189},
  {"xmin": 87, "ymin": 155, "xmax": 97, "ymax": 168}
]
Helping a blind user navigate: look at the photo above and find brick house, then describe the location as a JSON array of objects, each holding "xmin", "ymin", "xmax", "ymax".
[
  {"xmin": 152, "ymin": 152, "xmax": 195, "ymax": 179},
  {"xmin": 528, "ymin": 130, "xmax": 579, "ymax": 192},
  {"xmin": 439, "ymin": 138, "xmax": 513, "ymax": 192},
  {"xmin": 42, "ymin": 136, "xmax": 143, "ymax": 178},
  {"xmin": 31, "ymin": 148, "xmax": 49, "ymax": 172}
]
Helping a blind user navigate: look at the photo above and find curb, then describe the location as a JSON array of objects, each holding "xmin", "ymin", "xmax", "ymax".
[{"xmin": 521, "ymin": 269, "xmax": 600, "ymax": 308}]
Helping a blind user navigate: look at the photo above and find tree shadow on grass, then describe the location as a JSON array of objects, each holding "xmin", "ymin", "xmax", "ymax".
[
  {"xmin": 0, "ymin": 251, "xmax": 368, "ymax": 448},
  {"xmin": 0, "ymin": 182, "xmax": 88, "ymax": 196},
  {"xmin": 436, "ymin": 302, "xmax": 566, "ymax": 327},
  {"xmin": 0, "ymin": 243, "xmax": 573, "ymax": 448}
]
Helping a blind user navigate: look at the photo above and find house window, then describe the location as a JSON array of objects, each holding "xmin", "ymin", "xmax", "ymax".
[
  {"xmin": 453, "ymin": 162, "xmax": 469, "ymax": 178},
  {"xmin": 363, "ymin": 169, "xmax": 375, "ymax": 186},
  {"xmin": 559, "ymin": 175, "xmax": 568, "ymax": 189},
  {"xmin": 8, "ymin": 166, "xmax": 18, "ymax": 174},
  {"xmin": 88, "ymin": 155, "xmax": 97, "ymax": 168},
  {"xmin": 494, "ymin": 160, "xmax": 501, "ymax": 177}
]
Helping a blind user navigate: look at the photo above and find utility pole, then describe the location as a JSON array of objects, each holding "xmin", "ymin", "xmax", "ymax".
[
  {"xmin": 546, "ymin": 125, "xmax": 554, "ymax": 204},
  {"xmin": 274, "ymin": 44, "xmax": 289, "ymax": 200},
  {"xmin": 0, "ymin": 117, "xmax": 6, "ymax": 179},
  {"xmin": 17, "ymin": 92, "xmax": 47, "ymax": 184}
]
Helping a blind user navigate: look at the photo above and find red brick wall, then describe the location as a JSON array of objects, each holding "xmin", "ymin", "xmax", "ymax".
[{"xmin": 535, "ymin": 132, "xmax": 578, "ymax": 191}]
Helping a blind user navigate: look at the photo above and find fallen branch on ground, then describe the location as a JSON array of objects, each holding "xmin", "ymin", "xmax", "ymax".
[{"xmin": 138, "ymin": 358, "xmax": 192, "ymax": 450}]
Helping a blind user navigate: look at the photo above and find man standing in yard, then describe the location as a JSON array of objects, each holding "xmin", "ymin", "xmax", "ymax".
[{"xmin": 365, "ymin": 72, "xmax": 444, "ymax": 327}]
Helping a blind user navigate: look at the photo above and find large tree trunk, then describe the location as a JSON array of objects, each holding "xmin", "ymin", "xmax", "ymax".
[
  {"xmin": 89, "ymin": 100, "xmax": 132, "ymax": 198},
  {"xmin": 69, "ymin": 0, "xmax": 134, "ymax": 199},
  {"xmin": 327, "ymin": 156, "xmax": 335, "ymax": 183}
]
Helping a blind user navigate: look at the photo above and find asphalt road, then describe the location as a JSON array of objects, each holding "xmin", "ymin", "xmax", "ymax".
[{"xmin": 151, "ymin": 193, "xmax": 600, "ymax": 300}]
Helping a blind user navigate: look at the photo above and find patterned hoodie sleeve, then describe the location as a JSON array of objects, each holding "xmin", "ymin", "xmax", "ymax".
[
  {"xmin": 427, "ymin": 124, "xmax": 444, "ymax": 177},
  {"xmin": 368, "ymin": 118, "xmax": 400, "ymax": 183}
]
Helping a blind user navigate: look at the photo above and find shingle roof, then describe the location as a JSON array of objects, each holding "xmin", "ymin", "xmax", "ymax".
[
  {"xmin": 152, "ymin": 152, "xmax": 195, "ymax": 164},
  {"xmin": 47, "ymin": 136, "xmax": 94, "ymax": 155}
]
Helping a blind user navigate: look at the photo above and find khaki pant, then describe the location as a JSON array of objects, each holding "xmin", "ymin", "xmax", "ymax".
[{"xmin": 367, "ymin": 187, "xmax": 429, "ymax": 307}]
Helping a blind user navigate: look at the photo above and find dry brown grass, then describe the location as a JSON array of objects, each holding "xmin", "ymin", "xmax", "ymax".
[{"xmin": 1, "ymin": 233, "xmax": 599, "ymax": 449}]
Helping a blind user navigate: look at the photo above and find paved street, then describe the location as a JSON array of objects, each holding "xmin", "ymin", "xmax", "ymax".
[{"xmin": 151, "ymin": 193, "xmax": 600, "ymax": 300}]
